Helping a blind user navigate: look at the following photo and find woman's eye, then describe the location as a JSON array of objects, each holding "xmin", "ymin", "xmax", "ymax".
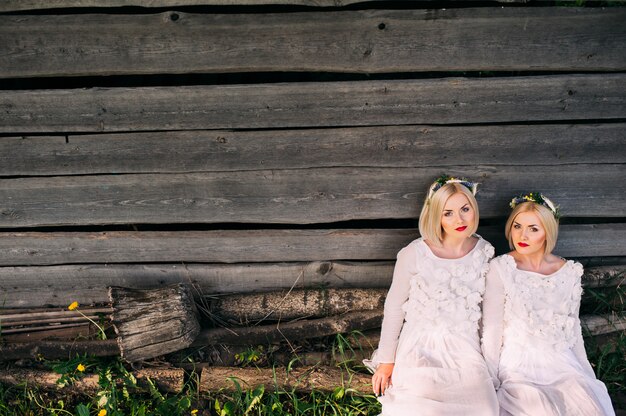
[
  {"xmin": 513, "ymin": 224, "xmax": 521, "ymax": 229},
  {"xmin": 443, "ymin": 212, "xmax": 452, "ymax": 217},
  {"xmin": 530, "ymin": 227, "xmax": 539, "ymax": 232},
  {"xmin": 462, "ymin": 207, "xmax": 470, "ymax": 212}
]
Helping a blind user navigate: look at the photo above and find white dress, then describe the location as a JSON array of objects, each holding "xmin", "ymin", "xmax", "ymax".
[
  {"xmin": 481, "ymin": 255, "xmax": 615, "ymax": 416},
  {"xmin": 365, "ymin": 236, "xmax": 499, "ymax": 416}
]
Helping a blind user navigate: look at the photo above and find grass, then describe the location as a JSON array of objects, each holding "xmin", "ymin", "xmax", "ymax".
[
  {"xmin": 0, "ymin": 333, "xmax": 380, "ymax": 416},
  {"xmin": 1, "ymin": 280, "xmax": 624, "ymax": 415}
]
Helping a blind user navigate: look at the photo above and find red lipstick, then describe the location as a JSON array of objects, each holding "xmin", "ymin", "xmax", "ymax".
[
  {"xmin": 518, "ymin": 242, "xmax": 529, "ymax": 247},
  {"xmin": 455, "ymin": 226, "xmax": 467, "ymax": 232}
]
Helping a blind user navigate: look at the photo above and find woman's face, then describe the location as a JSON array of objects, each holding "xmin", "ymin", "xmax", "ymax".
[
  {"xmin": 510, "ymin": 210, "xmax": 546, "ymax": 255},
  {"xmin": 440, "ymin": 192, "xmax": 475, "ymax": 239}
]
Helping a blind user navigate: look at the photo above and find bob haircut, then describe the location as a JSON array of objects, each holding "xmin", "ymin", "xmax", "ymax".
[
  {"xmin": 505, "ymin": 201, "xmax": 559, "ymax": 255},
  {"xmin": 418, "ymin": 182, "xmax": 479, "ymax": 247}
]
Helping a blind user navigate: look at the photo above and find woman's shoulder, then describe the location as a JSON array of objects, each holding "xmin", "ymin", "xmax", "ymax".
[
  {"xmin": 490, "ymin": 253, "xmax": 514, "ymax": 267},
  {"xmin": 474, "ymin": 234, "xmax": 495, "ymax": 259},
  {"xmin": 396, "ymin": 238, "xmax": 423, "ymax": 260}
]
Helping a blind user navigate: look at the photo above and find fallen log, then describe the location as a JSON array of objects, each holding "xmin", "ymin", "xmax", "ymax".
[
  {"xmin": 582, "ymin": 266, "xmax": 625, "ymax": 288},
  {"xmin": 192, "ymin": 310, "xmax": 384, "ymax": 346},
  {"xmin": 199, "ymin": 365, "xmax": 372, "ymax": 394},
  {"xmin": 581, "ymin": 314, "xmax": 626, "ymax": 336},
  {"xmin": 0, "ymin": 339, "xmax": 120, "ymax": 361},
  {"xmin": 0, "ymin": 367, "xmax": 184, "ymax": 393},
  {"xmin": 2, "ymin": 313, "xmax": 622, "ymax": 361},
  {"xmin": 109, "ymin": 284, "xmax": 200, "ymax": 362},
  {"xmin": 206, "ymin": 288, "xmax": 387, "ymax": 324}
]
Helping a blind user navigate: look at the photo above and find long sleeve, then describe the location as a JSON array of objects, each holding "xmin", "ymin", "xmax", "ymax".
[
  {"xmin": 374, "ymin": 244, "xmax": 416, "ymax": 364},
  {"xmin": 481, "ymin": 260, "xmax": 506, "ymax": 389},
  {"xmin": 571, "ymin": 282, "xmax": 597, "ymax": 379}
]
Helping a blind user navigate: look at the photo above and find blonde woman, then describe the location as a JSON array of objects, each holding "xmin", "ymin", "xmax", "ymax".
[
  {"xmin": 481, "ymin": 193, "xmax": 614, "ymax": 415},
  {"xmin": 365, "ymin": 175, "xmax": 498, "ymax": 415}
]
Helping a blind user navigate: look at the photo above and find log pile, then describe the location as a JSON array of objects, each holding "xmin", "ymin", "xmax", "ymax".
[{"xmin": 1, "ymin": 269, "xmax": 624, "ymax": 395}]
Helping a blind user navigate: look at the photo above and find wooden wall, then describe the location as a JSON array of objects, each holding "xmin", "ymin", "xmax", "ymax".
[{"xmin": 0, "ymin": 1, "xmax": 625, "ymax": 309}]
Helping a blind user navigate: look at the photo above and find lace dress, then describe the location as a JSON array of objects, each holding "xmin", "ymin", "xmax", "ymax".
[
  {"xmin": 365, "ymin": 236, "xmax": 499, "ymax": 416},
  {"xmin": 481, "ymin": 255, "xmax": 615, "ymax": 416}
]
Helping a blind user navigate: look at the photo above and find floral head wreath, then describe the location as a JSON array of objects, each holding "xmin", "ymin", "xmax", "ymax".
[
  {"xmin": 509, "ymin": 192, "xmax": 560, "ymax": 219},
  {"xmin": 427, "ymin": 174, "xmax": 478, "ymax": 203}
]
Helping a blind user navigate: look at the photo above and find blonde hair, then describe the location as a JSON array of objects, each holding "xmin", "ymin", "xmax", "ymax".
[
  {"xmin": 418, "ymin": 182, "xmax": 479, "ymax": 247},
  {"xmin": 505, "ymin": 202, "xmax": 559, "ymax": 255}
]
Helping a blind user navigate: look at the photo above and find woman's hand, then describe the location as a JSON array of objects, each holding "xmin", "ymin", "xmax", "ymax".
[{"xmin": 372, "ymin": 363, "xmax": 394, "ymax": 396}]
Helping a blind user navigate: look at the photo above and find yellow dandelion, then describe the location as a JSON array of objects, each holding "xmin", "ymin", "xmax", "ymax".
[
  {"xmin": 191, "ymin": 410, "xmax": 198, "ymax": 415},
  {"xmin": 98, "ymin": 410, "xmax": 107, "ymax": 416},
  {"xmin": 76, "ymin": 363, "xmax": 86, "ymax": 372},
  {"xmin": 68, "ymin": 301, "xmax": 79, "ymax": 311}
]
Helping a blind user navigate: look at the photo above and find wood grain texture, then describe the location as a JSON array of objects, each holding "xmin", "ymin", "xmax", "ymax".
[
  {"xmin": 0, "ymin": 0, "xmax": 529, "ymax": 12},
  {"xmin": 1, "ymin": 263, "xmax": 623, "ymax": 308},
  {"xmin": 0, "ymin": 262, "xmax": 394, "ymax": 308},
  {"xmin": 2, "ymin": 8, "xmax": 624, "ymax": 77},
  {"xmin": 0, "ymin": 165, "xmax": 624, "ymax": 227},
  {"xmin": 0, "ymin": 224, "xmax": 623, "ymax": 267},
  {"xmin": 2, "ymin": 124, "xmax": 624, "ymax": 176},
  {"xmin": 2, "ymin": 74, "xmax": 625, "ymax": 133},
  {"xmin": 110, "ymin": 284, "xmax": 200, "ymax": 362}
]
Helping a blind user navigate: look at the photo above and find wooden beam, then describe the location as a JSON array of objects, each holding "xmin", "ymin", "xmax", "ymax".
[
  {"xmin": 2, "ymin": 124, "xmax": 624, "ymax": 176},
  {"xmin": 1, "ymin": 8, "xmax": 624, "ymax": 77},
  {"xmin": 2, "ymin": 74, "xmax": 625, "ymax": 133},
  {"xmin": 1, "ymin": 165, "xmax": 624, "ymax": 227},
  {"xmin": 1, "ymin": 262, "xmax": 623, "ymax": 309},
  {"xmin": 0, "ymin": 0, "xmax": 530, "ymax": 13},
  {"xmin": 0, "ymin": 225, "xmax": 623, "ymax": 267},
  {"xmin": 0, "ymin": 261, "xmax": 394, "ymax": 308}
]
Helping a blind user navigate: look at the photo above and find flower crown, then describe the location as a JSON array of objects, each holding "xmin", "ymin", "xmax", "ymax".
[
  {"xmin": 509, "ymin": 192, "xmax": 560, "ymax": 219},
  {"xmin": 427, "ymin": 174, "xmax": 478, "ymax": 202}
]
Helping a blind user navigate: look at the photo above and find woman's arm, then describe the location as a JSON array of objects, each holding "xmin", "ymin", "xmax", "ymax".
[
  {"xmin": 481, "ymin": 261, "xmax": 506, "ymax": 389},
  {"xmin": 370, "ymin": 245, "xmax": 414, "ymax": 395}
]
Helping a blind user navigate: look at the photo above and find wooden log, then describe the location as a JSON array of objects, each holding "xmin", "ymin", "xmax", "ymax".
[
  {"xmin": 581, "ymin": 314, "xmax": 626, "ymax": 337},
  {"xmin": 2, "ymin": 74, "xmax": 625, "ymax": 133},
  {"xmin": 582, "ymin": 267, "xmax": 626, "ymax": 289},
  {"xmin": 0, "ymin": 367, "xmax": 185, "ymax": 393},
  {"xmin": 109, "ymin": 284, "xmax": 201, "ymax": 362},
  {"xmin": 1, "ymin": 262, "xmax": 623, "ymax": 309},
  {"xmin": 199, "ymin": 365, "xmax": 372, "ymax": 394},
  {"xmin": 1, "ymin": 8, "xmax": 624, "ymax": 78},
  {"xmin": 2, "ymin": 124, "xmax": 625, "ymax": 176},
  {"xmin": 207, "ymin": 288, "xmax": 387, "ymax": 324},
  {"xmin": 1, "ymin": 165, "xmax": 625, "ymax": 228},
  {"xmin": 192, "ymin": 310, "xmax": 384, "ymax": 346},
  {"xmin": 0, "ymin": 339, "xmax": 120, "ymax": 361},
  {"xmin": 0, "ymin": 225, "xmax": 624, "ymax": 267},
  {"xmin": 1, "ymin": 313, "xmax": 621, "ymax": 361},
  {"xmin": 1, "ymin": 323, "xmax": 93, "ymax": 343}
]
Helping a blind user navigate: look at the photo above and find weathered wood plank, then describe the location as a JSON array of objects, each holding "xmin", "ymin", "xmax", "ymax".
[
  {"xmin": 0, "ymin": 0, "xmax": 530, "ymax": 13},
  {"xmin": 2, "ymin": 124, "xmax": 624, "ymax": 176},
  {"xmin": 2, "ymin": 8, "xmax": 624, "ymax": 78},
  {"xmin": 2, "ymin": 74, "xmax": 625, "ymax": 133},
  {"xmin": 1, "ymin": 263, "xmax": 623, "ymax": 309},
  {"xmin": 0, "ymin": 262, "xmax": 393, "ymax": 308},
  {"xmin": 0, "ymin": 165, "xmax": 624, "ymax": 227},
  {"xmin": 0, "ymin": 224, "xmax": 623, "ymax": 267}
]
